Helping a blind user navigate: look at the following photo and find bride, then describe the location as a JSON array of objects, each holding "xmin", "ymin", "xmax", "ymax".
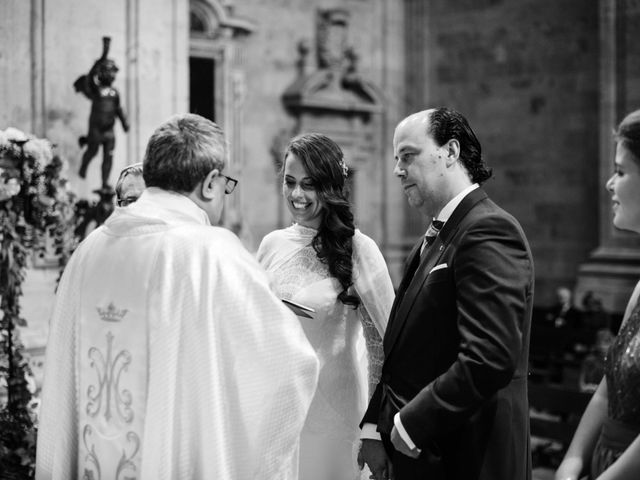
[{"xmin": 257, "ymin": 133, "xmax": 395, "ymax": 480}]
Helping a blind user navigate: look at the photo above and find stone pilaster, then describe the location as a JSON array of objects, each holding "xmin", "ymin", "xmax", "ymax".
[{"xmin": 575, "ymin": 0, "xmax": 640, "ymax": 314}]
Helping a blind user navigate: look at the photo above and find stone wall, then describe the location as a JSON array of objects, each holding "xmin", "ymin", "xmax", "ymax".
[
  {"xmin": 234, "ymin": 0, "xmax": 404, "ymax": 255},
  {"xmin": 621, "ymin": 1, "xmax": 640, "ymax": 110},
  {"xmin": 405, "ymin": 0, "xmax": 601, "ymax": 304}
]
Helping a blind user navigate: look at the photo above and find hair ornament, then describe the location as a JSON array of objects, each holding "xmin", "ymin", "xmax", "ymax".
[{"xmin": 339, "ymin": 158, "xmax": 349, "ymax": 178}]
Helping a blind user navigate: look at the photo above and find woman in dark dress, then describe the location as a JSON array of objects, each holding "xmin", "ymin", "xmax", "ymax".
[{"xmin": 556, "ymin": 110, "xmax": 640, "ymax": 480}]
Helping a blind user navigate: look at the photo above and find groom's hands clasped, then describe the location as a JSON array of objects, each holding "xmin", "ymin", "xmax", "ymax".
[{"xmin": 357, "ymin": 439, "xmax": 394, "ymax": 480}]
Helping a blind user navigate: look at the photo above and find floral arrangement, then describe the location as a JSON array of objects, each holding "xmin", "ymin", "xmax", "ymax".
[{"xmin": 0, "ymin": 126, "xmax": 75, "ymax": 478}]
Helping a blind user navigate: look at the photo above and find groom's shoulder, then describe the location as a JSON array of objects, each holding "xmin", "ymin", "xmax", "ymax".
[{"xmin": 470, "ymin": 195, "xmax": 520, "ymax": 224}]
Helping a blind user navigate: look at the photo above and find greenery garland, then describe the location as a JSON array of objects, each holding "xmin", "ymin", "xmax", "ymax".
[{"xmin": 0, "ymin": 127, "xmax": 75, "ymax": 478}]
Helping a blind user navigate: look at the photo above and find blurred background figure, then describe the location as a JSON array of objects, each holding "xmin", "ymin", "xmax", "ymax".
[
  {"xmin": 115, "ymin": 162, "xmax": 144, "ymax": 207},
  {"xmin": 75, "ymin": 163, "xmax": 144, "ymax": 240},
  {"xmin": 581, "ymin": 291, "xmax": 612, "ymax": 335},
  {"xmin": 547, "ymin": 287, "xmax": 581, "ymax": 330}
]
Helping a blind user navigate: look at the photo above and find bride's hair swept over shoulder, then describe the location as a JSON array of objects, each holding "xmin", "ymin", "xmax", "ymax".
[{"xmin": 283, "ymin": 133, "xmax": 360, "ymax": 308}]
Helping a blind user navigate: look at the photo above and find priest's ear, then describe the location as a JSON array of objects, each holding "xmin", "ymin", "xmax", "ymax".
[{"xmin": 201, "ymin": 168, "xmax": 220, "ymax": 200}]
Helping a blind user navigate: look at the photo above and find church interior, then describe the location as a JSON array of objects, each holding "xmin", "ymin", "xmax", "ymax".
[{"xmin": 1, "ymin": 0, "xmax": 639, "ymax": 477}]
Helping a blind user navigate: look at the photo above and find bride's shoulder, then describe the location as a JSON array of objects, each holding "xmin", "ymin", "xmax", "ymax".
[
  {"xmin": 352, "ymin": 229, "xmax": 380, "ymax": 253},
  {"xmin": 261, "ymin": 227, "xmax": 289, "ymax": 244},
  {"xmin": 352, "ymin": 230, "xmax": 387, "ymax": 270},
  {"xmin": 257, "ymin": 227, "xmax": 291, "ymax": 255}
]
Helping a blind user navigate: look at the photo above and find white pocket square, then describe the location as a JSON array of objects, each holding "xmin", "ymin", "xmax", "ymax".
[{"xmin": 429, "ymin": 263, "xmax": 448, "ymax": 274}]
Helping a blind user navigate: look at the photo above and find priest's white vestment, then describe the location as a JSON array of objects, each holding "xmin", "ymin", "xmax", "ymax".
[{"xmin": 35, "ymin": 188, "xmax": 319, "ymax": 480}]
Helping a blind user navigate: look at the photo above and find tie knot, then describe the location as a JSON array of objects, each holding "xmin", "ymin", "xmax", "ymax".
[
  {"xmin": 423, "ymin": 219, "xmax": 443, "ymax": 250},
  {"xmin": 425, "ymin": 219, "xmax": 443, "ymax": 238}
]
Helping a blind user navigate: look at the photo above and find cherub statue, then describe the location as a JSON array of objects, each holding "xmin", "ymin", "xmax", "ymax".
[{"xmin": 73, "ymin": 37, "xmax": 129, "ymax": 188}]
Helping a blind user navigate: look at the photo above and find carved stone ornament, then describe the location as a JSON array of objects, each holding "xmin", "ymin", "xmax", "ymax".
[
  {"xmin": 282, "ymin": 8, "xmax": 383, "ymax": 120},
  {"xmin": 190, "ymin": 0, "xmax": 256, "ymax": 39}
]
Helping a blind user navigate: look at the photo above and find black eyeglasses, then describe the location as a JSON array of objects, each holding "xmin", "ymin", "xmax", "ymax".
[
  {"xmin": 223, "ymin": 174, "xmax": 238, "ymax": 194},
  {"xmin": 117, "ymin": 196, "xmax": 139, "ymax": 207}
]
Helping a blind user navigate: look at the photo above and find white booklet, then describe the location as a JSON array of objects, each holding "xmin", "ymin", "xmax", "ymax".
[{"xmin": 282, "ymin": 298, "xmax": 315, "ymax": 319}]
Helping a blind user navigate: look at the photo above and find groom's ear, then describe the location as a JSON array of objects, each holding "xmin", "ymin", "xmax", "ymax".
[
  {"xmin": 444, "ymin": 139, "xmax": 460, "ymax": 167},
  {"xmin": 201, "ymin": 169, "xmax": 220, "ymax": 200}
]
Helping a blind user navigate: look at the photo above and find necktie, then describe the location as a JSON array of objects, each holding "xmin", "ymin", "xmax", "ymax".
[{"xmin": 420, "ymin": 219, "xmax": 444, "ymax": 255}]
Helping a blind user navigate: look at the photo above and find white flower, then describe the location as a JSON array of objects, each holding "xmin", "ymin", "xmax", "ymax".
[
  {"xmin": 4, "ymin": 127, "xmax": 27, "ymax": 143},
  {"xmin": 339, "ymin": 158, "xmax": 349, "ymax": 178},
  {"xmin": 0, "ymin": 176, "xmax": 21, "ymax": 202},
  {"xmin": 24, "ymin": 137, "xmax": 53, "ymax": 165}
]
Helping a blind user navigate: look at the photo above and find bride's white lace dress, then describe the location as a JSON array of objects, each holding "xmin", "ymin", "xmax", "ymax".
[{"xmin": 258, "ymin": 224, "xmax": 395, "ymax": 480}]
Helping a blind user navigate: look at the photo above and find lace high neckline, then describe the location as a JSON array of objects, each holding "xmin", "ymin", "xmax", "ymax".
[{"xmin": 291, "ymin": 223, "xmax": 318, "ymax": 236}]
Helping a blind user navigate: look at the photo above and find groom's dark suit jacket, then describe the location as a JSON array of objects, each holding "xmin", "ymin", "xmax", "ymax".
[{"xmin": 362, "ymin": 188, "xmax": 534, "ymax": 480}]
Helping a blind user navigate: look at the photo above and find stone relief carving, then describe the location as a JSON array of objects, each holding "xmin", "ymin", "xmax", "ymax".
[
  {"xmin": 316, "ymin": 8, "xmax": 349, "ymax": 70},
  {"xmin": 283, "ymin": 8, "xmax": 383, "ymax": 118}
]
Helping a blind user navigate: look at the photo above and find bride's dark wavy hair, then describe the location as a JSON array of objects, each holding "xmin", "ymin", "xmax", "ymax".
[{"xmin": 283, "ymin": 133, "xmax": 360, "ymax": 308}]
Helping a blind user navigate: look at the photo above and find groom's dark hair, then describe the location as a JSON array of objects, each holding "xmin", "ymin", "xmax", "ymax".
[{"xmin": 428, "ymin": 107, "xmax": 492, "ymax": 184}]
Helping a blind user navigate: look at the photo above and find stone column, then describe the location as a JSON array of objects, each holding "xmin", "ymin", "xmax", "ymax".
[
  {"xmin": 379, "ymin": 0, "xmax": 426, "ymax": 285},
  {"xmin": 30, "ymin": 0, "xmax": 45, "ymax": 137},
  {"xmin": 575, "ymin": 0, "xmax": 640, "ymax": 314},
  {"xmin": 125, "ymin": 0, "xmax": 141, "ymax": 164}
]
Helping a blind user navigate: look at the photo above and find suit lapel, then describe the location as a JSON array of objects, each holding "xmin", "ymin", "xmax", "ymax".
[
  {"xmin": 384, "ymin": 188, "xmax": 488, "ymax": 356},
  {"xmin": 387, "ymin": 240, "xmax": 422, "ymax": 323},
  {"xmin": 397, "ymin": 241, "xmax": 422, "ymax": 297},
  {"xmin": 384, "ymin": 235, "xmax": 445, "ymax": 354}
]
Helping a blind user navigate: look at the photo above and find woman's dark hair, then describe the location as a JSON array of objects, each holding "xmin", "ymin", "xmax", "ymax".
[
  {"xmin": 615, "ymin": 110, "xmax": 640, "ymax": 165},
  {"xmin": 283, "ymin": 133, "xmax": 360, "ymax": 308},
  {"xmin": 428, "ymin": 107, "xmax": 492, "ymax": 184}
]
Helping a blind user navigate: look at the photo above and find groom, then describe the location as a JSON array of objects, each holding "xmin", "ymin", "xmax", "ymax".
[{"xmin": 359, "ymin": 107, "xmax": 534, "ymax": 480}]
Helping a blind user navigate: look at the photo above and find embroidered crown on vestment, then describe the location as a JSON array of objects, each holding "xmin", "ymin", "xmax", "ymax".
[{"xmin": 97, "ymin": 302, "xmax": 128, "ymax": 322}]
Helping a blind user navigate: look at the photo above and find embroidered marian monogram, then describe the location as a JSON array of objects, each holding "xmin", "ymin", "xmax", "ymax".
[
  {"xmin": 83, "ymin": 329, "xmax": 140, "ymax": 479},
  {"xmin": 97, "ymin": 302, "xmax": 128, "ymax": 323},
  {"xmin": 86, "ymin": 331, "xmax": 134, "ymax": 423}
]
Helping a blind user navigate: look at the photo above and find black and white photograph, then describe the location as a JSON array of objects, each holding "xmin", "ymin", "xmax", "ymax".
[{"xmin": 0, "ymin": 1, "xmax": 639, "ymax": 479}]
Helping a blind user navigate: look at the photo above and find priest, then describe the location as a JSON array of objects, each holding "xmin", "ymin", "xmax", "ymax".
[{"xmin": 35, "ymin": 113, "xmax": 319, "ymax": 480}]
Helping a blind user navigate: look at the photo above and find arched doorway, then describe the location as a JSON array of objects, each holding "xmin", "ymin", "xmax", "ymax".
[{"xmin": 188, "ymin": 0, "xmax": 255, "ymax": 238}]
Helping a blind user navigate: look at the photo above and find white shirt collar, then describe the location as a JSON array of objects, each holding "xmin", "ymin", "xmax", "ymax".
[{"xmin": 433, "ymin": 183, "xmax": 479, "ymax": 225}]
